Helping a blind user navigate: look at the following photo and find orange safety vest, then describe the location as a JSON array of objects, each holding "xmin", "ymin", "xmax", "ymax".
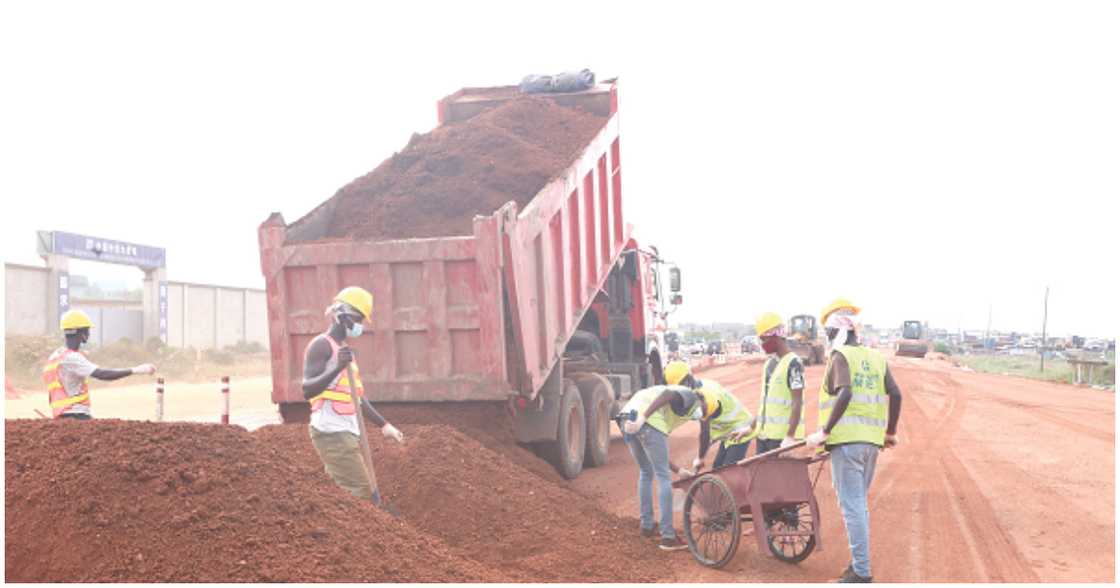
[
  {"xmin": 42, "ymin": 348, "xmax": 91, "ymax": 418},
  {"xmin": 307, "ymin": 335, "xmax": 361, "ymax": 416}
]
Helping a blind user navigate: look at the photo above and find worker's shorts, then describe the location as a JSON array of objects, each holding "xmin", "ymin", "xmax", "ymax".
[{"xmin": 308, "ymin": 426, "xmax": 373, "ymax": 501}]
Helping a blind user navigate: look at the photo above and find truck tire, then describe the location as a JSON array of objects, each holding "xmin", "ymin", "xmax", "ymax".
[
  {"xmin": 544, "ymin": 379, "xmax": 585, "ymax": 480},
  {"xmin": 573, "ymin": 373, "xmax": 613, "ymax": 468},
  {"xmin": 279, "ymin": 401, "xmax": 310, "ymax": 424}
]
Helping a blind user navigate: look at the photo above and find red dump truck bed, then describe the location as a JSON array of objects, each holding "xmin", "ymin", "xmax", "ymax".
[{"xmin": 258, "ymin": 81, "xmax": 630, "ymax": 409}]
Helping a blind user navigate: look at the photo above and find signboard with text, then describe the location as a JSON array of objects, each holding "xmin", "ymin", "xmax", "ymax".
[
  {"xmin": 37, "ymin": 230, "xmax": 166, "ymax": 268},
  {"xmin": 159, "ymin": 281, "xmax": 169, "ymax": 343}
]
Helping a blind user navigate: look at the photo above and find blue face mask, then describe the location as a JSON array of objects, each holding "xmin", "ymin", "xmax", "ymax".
[{"xmin": 347, "ymin": 322, "xmax": 364, "ymax": 338}]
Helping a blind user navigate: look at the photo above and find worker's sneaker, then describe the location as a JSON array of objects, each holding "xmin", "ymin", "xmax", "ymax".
[
  {"xmin": 640, "ymin": 527, "xmax": 657, "ymax": 539},
  {"xmin": 836, "ymin": 564, "xmax": 872, "ymax": 583},
  {"xmin": 659, "ymin": 535, "xmax": 689, "ymax": 551}
]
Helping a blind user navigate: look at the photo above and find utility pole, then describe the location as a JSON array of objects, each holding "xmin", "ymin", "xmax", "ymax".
[
  {"xmin": 1040, "ymin": 286, "xmax": 1049, "ymax": 372},
  {"xmin": 984, "ymin": 303, "xmax": 992, "ymax": 351}
]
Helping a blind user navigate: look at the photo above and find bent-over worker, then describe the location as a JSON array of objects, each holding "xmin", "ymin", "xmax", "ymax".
[{"xmin": 676, "ymin": 362, "xmax": 757, "ymax": 472}]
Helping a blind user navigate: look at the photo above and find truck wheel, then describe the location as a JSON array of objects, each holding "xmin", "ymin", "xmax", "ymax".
[
  {"xmin": 545, "ymin": 379, "xmax": 585, "ymax": 480},
  {"xmin": 279, "ymin": 402, "xmax": 310, "ymax": 424},
  {"xmin": 574, "ymin": 374, "xmax": 613, "ymax": 468}
]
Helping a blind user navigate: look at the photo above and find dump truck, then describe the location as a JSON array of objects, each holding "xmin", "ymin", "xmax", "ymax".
[
  {"xmin": 787, "ymin": 314, "xmax": 826, "ymax": 365},
  {"xmin": 258, "ymin": 79, "xmax": 682, "ymax": 479},
  {"xmin": 896, "ymin": 320, "xmax": 929, "ymax": 358}
]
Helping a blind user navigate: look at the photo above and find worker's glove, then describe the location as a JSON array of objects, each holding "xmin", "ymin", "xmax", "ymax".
[
  {"xmin": 623, "ymin": 414, "xmax": 646, "ymax": 435},
  {"xmin": 692, "ymin": 457, "xmax": 704, "ymax": 471},
  {"xmin": 883, "ymin": 433, "xmax": 899, "ymax": 449},
  {"xmin": 780, "ymin": 436, "xmax": 798, "ymax": 449},
  {"xmin": 381, "ymin": 423, "xmax": 404, "ymax": 444},
  {"xmin": 131, "ymin": 364, "xmax": 156, "ymax": 375},
  {"xmin": 729, "ymin": 425, "xmax": 753, "ymax": 442},
  {"xmin": 337, "ymin": 347, "xmax": 355, "ymax": 367},
  {"xmin": 677, "ymin": 467, "xmax": 696, "ymax": 478},
  {"xmin": 806, "ymin": 430, "xmax": 829, "ymax": 449}
]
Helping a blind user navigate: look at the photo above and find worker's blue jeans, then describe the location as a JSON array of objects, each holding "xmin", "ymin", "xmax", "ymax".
[
  {"xmin": 623, "ymin": 424, "xmax": 676, "ymax": 540},
  {"xmin": 830, "ymin": 442, "xmax": 880, "ymax": 579}
]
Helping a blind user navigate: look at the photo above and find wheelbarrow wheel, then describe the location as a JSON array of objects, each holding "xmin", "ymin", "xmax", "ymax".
[
  {"xmin": 683, "ymin": 474, "xmax": 740, "ymax": 569},
  {"xmin": 764, "ymin": 502, "xmax": 816, "ymax": 563}
]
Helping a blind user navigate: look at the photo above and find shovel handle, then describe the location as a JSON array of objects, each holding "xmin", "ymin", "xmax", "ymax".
[{"xmin": 345, "ymin": 357, "xmax": 379, "ymax": 494}]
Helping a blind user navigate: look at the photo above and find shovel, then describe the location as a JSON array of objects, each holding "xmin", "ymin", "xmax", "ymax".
[{"xmin": 344, "ymin": 355, "xmax": 379, "ymax": 497}]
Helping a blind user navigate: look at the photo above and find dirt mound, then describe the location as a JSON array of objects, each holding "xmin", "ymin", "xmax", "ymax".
[
  {"xmin": 7, "ymin": 418, "xmax": 671, "ymax": 583},
  {"xmin": 4, "ymin": 419, "xmax": 505, "ymax": 583},
  {"xmin": 254, "ymin": 423, "xmax": 669, "ymax": 582},
  {"xmin": 287, "ymin": 97, "xmax": 608, "ymax": 242}
]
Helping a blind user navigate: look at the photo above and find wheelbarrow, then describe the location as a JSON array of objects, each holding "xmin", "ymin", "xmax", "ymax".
[{"xmin": 671, "ymin": 441, "xmax": 828, "ymax": 568}]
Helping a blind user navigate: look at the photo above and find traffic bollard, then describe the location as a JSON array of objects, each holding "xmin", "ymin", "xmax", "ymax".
[
  {"xmin": 156, "ymin": 378, "xmax": 165, "ymax": 422},
  {"xmin": 221, "ymin": 376, "xmax": 230, "ymax": 425}
]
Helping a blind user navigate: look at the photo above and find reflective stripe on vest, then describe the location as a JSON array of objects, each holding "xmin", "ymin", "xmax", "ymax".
[
  {"xmin": 758, "ymin": 353, "xmax": 805, "ymax": 440},
  {"xmin": 307, "ymin": 335, "xmax": 360, "ymax": 416},
  {"xmin": 627, "ymin": 386, "xmax": 696, "ymax": 435},
  {"xmin": 818, "ymin": 345, "xmax": 888, "ymax": 446},
  {"xmin": 703, "ymin": 381, "xmax": 755, "ymax": 446},
  {"xmin": 42, "ymin": 348, "xmax": 91, "ymax": 418}
]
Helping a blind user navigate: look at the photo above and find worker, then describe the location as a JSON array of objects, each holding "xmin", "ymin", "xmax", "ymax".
[
  {"xmin": 620, "ymin": 360, "xmax": 711, "ymax": 551},
  {"xmin": 806, "ymin": 298, "xmax": 903, "ymax": 583},
  {"xmin": 42, "ymin": 309, "xmax": 156, "ymax": 420},
  {"xmin": 680, "ymin": 361, "xmax": 757, "ymax": 471},
  {"xmin": 302, "ymin": 286, "xmax": 404, "ymax": 512},
  {"xmin": 754, "ymin": 312, "xmax": 806, "ymax": 454}
]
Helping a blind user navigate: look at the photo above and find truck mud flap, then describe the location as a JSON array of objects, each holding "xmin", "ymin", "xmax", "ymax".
[{"xmin": 512, "ymin": 363, "xmax": 564, "ymax": 443}]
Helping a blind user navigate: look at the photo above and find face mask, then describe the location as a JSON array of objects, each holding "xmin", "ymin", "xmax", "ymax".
[
  {"xmin": 347, "ymin": 322, "xmax": 364, "ymax": 338},
  {"xmin": 761, "ymin": 337, "xmax": 780, "ymax": 355}
]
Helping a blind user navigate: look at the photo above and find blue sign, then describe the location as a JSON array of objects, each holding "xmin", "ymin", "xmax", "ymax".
[
  {"xmin": 159, "ymin": 281, "xmax": 169, "ymax": 343},
  {"xmin": 58, "ymin": 271, "xmax": 70, "ymax": 317},
  {"xmin": 39, "ymin": 231, "xmax": 166, "ymax": 268}
]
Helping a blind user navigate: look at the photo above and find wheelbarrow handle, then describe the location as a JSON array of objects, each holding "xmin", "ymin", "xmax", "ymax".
[{"xmin": 733, "ymin": 440, "xmax": 808, "ymax": 467}]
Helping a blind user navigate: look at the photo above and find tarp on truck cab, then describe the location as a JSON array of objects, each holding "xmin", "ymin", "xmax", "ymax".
[{"xmin": 285, "ymin": 97, "xmax": 608, "ymax": 244}]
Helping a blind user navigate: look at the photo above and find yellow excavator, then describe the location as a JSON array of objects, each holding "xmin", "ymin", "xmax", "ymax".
[{"xmin": 787, "ymin": 314, "xmax": 826, "ymax": 365}]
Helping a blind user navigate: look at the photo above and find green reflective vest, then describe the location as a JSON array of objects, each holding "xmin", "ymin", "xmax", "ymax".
[
  {"xmin": 625, "ymin": 385, "xmax": 698, "ymax": 435},
  {"xmin": 818, "ymin": 345, "xmax": 889, "ymax": 446},
  {"xmin": 758, "ymin": 352, "xmax": 806, "ymax": 440},
  {"xmin": 701, "ymin": 380, "xmax": 756, "ymax": 447}
]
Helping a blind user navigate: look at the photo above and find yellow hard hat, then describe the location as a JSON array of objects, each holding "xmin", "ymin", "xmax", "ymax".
[
  {"xmin": 60, "ymin": 309, "xmax": 93, "ymax": 332},
  {"xmin": 333, "ymin": 287, "xmax": 373, "ymax": 322},
  {"xmin": 821, "ymin": 297, "xmax": 860, "ymax": 324},
  {"xmin": 664, "ymin": 360, "xmax": 691, "ymax": 386},
  {"xmin": 755, "ymin": 312, "xmax": 784, "ymax": 337},
  {"xmin": 697, "ymin": 388, "xmax": 720, "ymax": 421}
]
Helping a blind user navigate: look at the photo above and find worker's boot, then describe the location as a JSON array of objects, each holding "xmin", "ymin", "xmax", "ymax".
[{"xmin": 836, "ymin": 564, "xmax": 872, "ymax": 583}]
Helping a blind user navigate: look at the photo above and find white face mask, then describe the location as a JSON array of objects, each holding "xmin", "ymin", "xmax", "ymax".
[{"xmin": 347, "ymin": 323, "xmax": 364, "ymax": 338}]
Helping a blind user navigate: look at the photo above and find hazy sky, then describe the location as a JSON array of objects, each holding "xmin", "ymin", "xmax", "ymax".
[{"xmin": 2, "ymin": 1, "xmax": 1116, "ymax": 338}]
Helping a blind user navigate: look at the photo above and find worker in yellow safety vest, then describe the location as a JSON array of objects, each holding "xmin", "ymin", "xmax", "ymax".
[
  {"xmin": 754, "ymin": 312, "xmax": 806, "ymax": 454},
  {"xmin": 675, "ymin": 361, "xmax": 758, "ymax": 472},
  {"xmin": 619, "ymin": 360, "xmax": 716, "ymax": 552},
  {"xmin": 806, "ymin": 298, "xmax": 903, "ymax": 583},
  {"xmin": 42, "ymin": 310, "xmax": 157, "ymax": 420},
  {"xmin": 302, "ymin": 286, "xmax": 404, "ymax": 513}
]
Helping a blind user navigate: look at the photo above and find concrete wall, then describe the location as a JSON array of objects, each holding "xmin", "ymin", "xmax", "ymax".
[
  {"xmin": 5, "ymin": 264, "xmax": 268, "ymax": 350},
  {"xmin": 5, "ymin": 264, "xmax": 50, "ymax": 336}
]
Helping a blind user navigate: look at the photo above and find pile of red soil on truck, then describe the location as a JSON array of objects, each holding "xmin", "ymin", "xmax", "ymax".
[
  {"xmin": 286, "ymin": 97, "xmax": 608, "ymax": 242},
  {"xmin": 5, "ymin": 419, "xmax": 671, "ymax": 583}
]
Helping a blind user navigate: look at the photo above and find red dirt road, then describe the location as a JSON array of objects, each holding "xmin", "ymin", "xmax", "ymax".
[{"xmin": 572, "ymin": 355, "xmax": 1115, "ymax": 582}]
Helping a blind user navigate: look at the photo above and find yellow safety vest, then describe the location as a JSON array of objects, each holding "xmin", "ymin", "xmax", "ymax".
[
  {"xmin": 702, "ymin": 380, "xmax": 756, "ymax": 447},
  {"xmin": 818, "ymin": 345, "xmax": 889, "ymax": 446},
  {"xmin": 627, "ymin": 386, "xmax": 697, "ymax": 435},
  {"xmin": 758, "ymin": 352, "xmax": 806, "ymax": 440}
]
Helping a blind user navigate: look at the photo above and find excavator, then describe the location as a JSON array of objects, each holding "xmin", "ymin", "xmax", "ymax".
[
  {"xmin": 787, "ymin": 314, "xmax": 826, "ymax": 365},
  {"xmin": 896, "ymin": 320, "xmax": 929, "ymax": 358}
]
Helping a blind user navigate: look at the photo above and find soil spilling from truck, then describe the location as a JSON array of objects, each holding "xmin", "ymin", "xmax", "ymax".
[
  {"xmin": 6, "ymin": 419, "xmax": 673, "ymax": 583},
  {"xmin": 286, "ymin": 97, "xmax": 609, "ymax": 242}
]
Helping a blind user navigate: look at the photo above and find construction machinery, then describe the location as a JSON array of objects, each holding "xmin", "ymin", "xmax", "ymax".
[
  {"xmin": 787, "ymin": 314, "xmax": 826, "ymax": 365},
  {"xmin": 896, "ymin": 320, "xmax": 929, "ymax": 358},
  {"xmin": 258, "ymin": 79, "xmax": 682, "ymax": 479}
]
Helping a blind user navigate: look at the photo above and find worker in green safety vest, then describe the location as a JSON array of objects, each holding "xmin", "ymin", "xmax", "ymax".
[
  {"xmin": 680, "ymin": 366, "xmax": 758, "ymax": 472},
  {"xmin": 620, "ymin": 360, "xmax": 717, "ymax": 552},
  {"xmin": 807, "ymin": 298, "xmax": 903, "ymax": 583},
  {"xmin": 754, "ymin": 311, "xmax": 806, "ymax": 454}
]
